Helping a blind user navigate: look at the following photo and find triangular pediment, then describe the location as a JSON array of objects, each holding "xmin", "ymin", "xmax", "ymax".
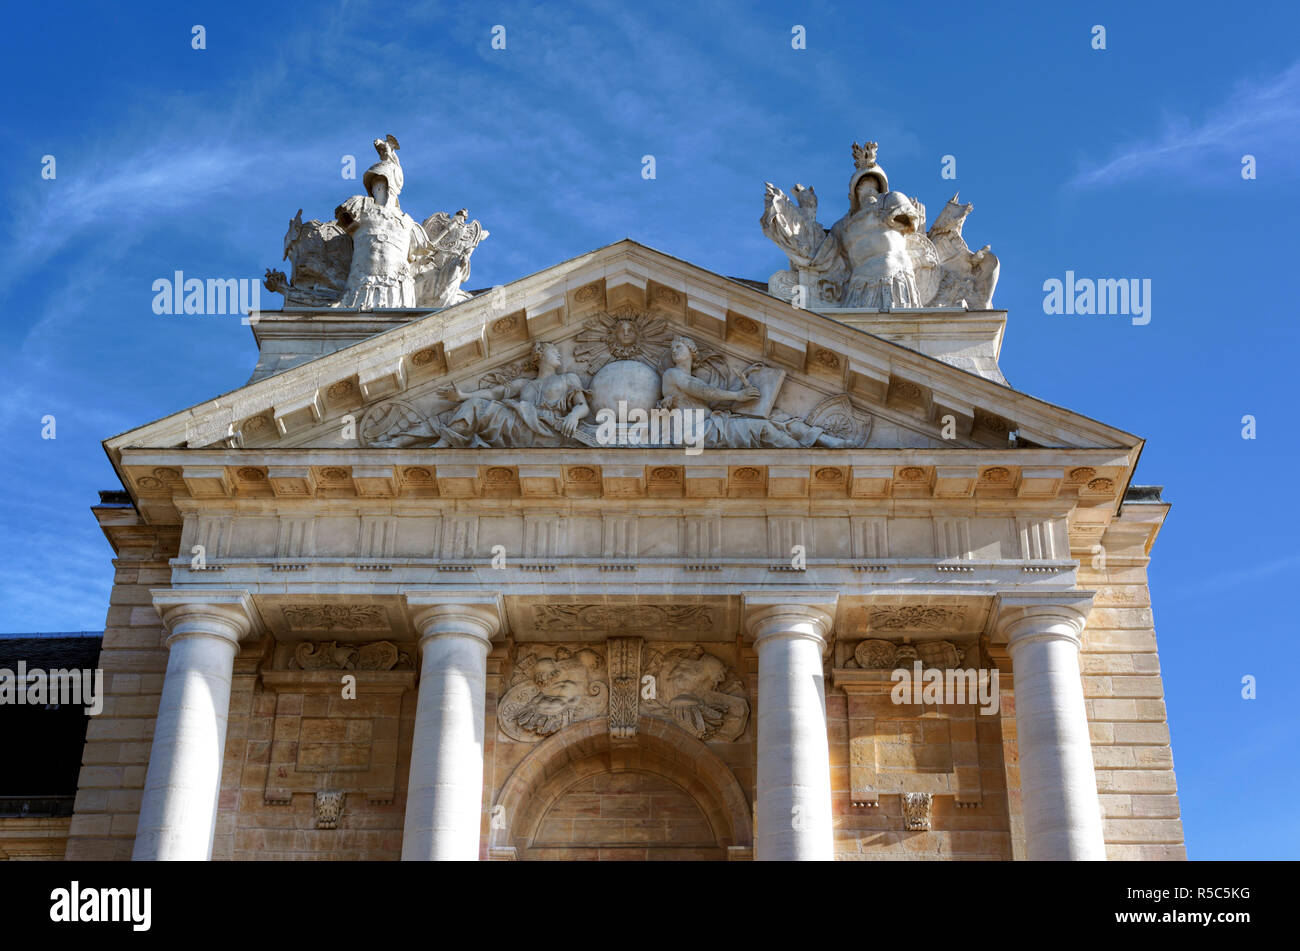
[
  {"xmin": 106, "ymin": 241, "xmax": 1142, "ymax": 523},
  {"xmin": 110, "ymin": 240, "xmax": 1138, "ymax": 454}
]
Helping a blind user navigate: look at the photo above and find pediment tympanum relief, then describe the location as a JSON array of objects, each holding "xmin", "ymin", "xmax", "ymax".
[{"xmin": 354, "ymin": 307, "xmax": 872, "ymax": 451}]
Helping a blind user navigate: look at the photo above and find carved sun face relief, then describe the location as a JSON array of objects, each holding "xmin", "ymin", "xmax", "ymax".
[{"xmin": 573, "ymin": 306, "xmax": 672, "ymax": 371}]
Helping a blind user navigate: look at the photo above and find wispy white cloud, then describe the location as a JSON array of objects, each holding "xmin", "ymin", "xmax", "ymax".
[
  {"xmin": 1171, "ymin": 553, "xmax": 1300, "ymax": 601},
  {"xmin": 1069, "ymin": 60, "xmax": 1300, "ymax": 186}
]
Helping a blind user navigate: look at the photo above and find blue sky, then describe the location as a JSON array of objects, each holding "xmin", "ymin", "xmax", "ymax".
[{"xmin": 2, "ymin": 1, "xmax": 1296, "ymax": 859}]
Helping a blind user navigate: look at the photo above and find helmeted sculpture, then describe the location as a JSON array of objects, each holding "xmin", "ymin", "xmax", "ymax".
[
  {"xmin": 762, "ymin": 141, "xmax": 998, "ymax": 310},
  {"xmin": 264, "ymin": 135, "xmax": 488, "ymax": 309},
  {"xmin": 334, "ymin": 135, "xmax": 430, "ymax": 309}
]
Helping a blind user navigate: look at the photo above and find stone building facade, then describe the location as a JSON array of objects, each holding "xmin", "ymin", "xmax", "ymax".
[
  {"xmin": 7, "ymin": 139, "xmax": 1184, "ymax": 861},
  {"xmin": 40, "ymin": 237, "xmax": 1183, "ymax": 861}
]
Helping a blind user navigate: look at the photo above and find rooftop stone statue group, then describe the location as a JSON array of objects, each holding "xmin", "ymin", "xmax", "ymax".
[
  {"xmin": 264, "ymin": 134, "xmax": 488, "ymax": 309},
  {"xmin": 264, "ymin": 135, "xmax": 995, "ymax": 452},
  {"xmin": 761, "ymin": 141, "xmax": 999, "ymax": 310}
]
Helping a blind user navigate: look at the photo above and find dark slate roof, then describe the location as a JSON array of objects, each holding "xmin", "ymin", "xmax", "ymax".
[
  {"xmin": 0, "ymin": 633, "xmax": 103, "ymax": 668},
  {"xmin": 0, "ymin": 633, "xmax": 104, "ymax": 805}
]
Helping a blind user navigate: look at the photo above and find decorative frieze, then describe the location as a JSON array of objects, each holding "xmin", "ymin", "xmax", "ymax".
[
  {"xmin": 280, "ymin": 604, "xmax": 388, "ymax": 633},
  {"xmin": 851, "ymin": 638, "xmax": 966, "ymax": 671},
  {"xmin": 497, "ymin": 640, "xmax": 747, "ymax": 744},
  {"xmin": 289, "ymin": 640, "xmax": 413, "ymax": 671},
  {"xmin": 867, "ymin": 605, "xmax": 966, "ymax": 632},
  {"xmin": 532, "ymin": 604, "xmax": 712, "ymax": 632}
]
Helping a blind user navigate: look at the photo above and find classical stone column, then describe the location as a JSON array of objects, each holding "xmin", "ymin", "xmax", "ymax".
[
  {"xmin": 134, "ymin": 591, "xmax": 257, "ymax": 861},
  {"xmin": 745, "ymin": 597, "xmax": 836, "ymax": 861},
  {"xmin": 401, "ymin": 597, "xmax": 501, "ymax": 861},
  {"xmin": 995, "ymin": 593, "xmax": 1106, "ymax": 861}
]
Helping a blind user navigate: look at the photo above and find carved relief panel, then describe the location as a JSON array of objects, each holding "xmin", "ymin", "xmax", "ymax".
[
  {"xmin": 497, "ymin": 639, "xmax": 749, "ymax": 744},
  {"xmin": 642, "ymin": 644, "xmax": 748, "ymax": 742},
  {"xmin": 834, "ymin": 635, "xmax": 986, "ymax": 815},
  {"xmin": 497, "ymin": 645, "xmax": 609, "ymax": 742},
  {"xmin": 259, "ymin": 639, "xmax": 416, "ymax": 808}
]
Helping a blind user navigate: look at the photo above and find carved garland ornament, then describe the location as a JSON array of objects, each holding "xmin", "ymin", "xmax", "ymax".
[
  {"xmin": 867, "ymin": 605, "xmax": 966, "ymax": 631},
  {"xmin": 281, "ymin": 604, "xmax": 387, "ymax": 632},
  {"xmin": 573, "ymin": 283, "xmax": 602, "ymax": 304},
  {"xmin": 532, "ymin": 604, "xmax": 713, "ymax": 632},
  {"xmin": 805, "ymin": 394, "xmax": 872, "ymax": 445},
  {"xmin": 289, "ymin": 639, "xmax": 413, "ymax": 671},
  {"xmin": 852, "ymin": 639, "xmax": 966, "ymax": 671}
]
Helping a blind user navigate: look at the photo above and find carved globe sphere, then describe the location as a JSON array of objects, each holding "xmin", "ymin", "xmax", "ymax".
[{"xmin": 588, "ymin": 360, "xmax": 662, "ymax": 418}]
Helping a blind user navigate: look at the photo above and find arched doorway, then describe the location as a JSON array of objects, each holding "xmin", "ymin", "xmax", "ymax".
[{"xmin": 492, "ymin": 716, "xmax": 752, "ymax": 861}]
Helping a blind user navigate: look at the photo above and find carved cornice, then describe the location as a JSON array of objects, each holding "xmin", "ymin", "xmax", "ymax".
[{"xmin": 119, "ymin": 448, "xmax": 1133, "ymax": 516}]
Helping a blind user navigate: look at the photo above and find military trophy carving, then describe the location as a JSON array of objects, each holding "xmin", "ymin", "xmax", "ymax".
[
  {"xmin": 497, "ymin": 646, "xmax": 609, "ymax": 743},
  {"xmin": 265, "ymin": 135, "xmax": 488, "ymax": 309},
  {"xmin": 762, "ymin": 141, "xmax": 998, "ymax": 310},
  {"xmin": 642, "ymin": 645, "xmax": 749, "ymax": 742}
]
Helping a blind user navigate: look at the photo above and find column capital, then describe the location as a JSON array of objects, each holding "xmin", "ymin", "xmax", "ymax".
[
  {"xmin": 742, "ymin": 592, "xmax": 837, "ymax": 648},
  {"xmin": 150, "ymin": 589, "xmax": 260, "ymax": 648},
  {"xmin": 992, "ymin": 591, "xmax": 1095, "ymax": 651},
  {"xmin": 404, "ymin": 592, "xmax": 503, "ymax": 647}
]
